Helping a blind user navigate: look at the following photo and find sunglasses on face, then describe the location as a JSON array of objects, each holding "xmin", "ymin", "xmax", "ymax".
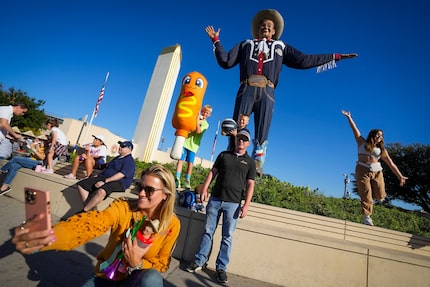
[
  {"xmin": 237, "ymin": 136, "xmax": 249, "ymax": 142},
  {"xmin": 135, "ymin": 182, "xmax": 163, "ymax": 197}
]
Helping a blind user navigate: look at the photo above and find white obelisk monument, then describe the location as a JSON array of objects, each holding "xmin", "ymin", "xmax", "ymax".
[{"xmin": 132, "ymin": 44, "xmax": 182, "ymax": 161}]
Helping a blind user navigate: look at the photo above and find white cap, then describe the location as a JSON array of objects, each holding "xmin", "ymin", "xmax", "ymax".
[{"xmin": 92, "ymin": 134, "xmax": 105, "ymax": 143}]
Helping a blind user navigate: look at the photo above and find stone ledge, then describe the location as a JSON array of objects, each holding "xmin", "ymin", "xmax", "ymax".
[
  {"xmin": 246, "ymin": 202, "xmax": 430, "ymax": 257},
  {"xmin": 5, "ymin": 164, "xmax": 137, "ymax": 219},
  {"xmin": 3, "ymin": 160, "xmax": 430, "ymax": 287}
]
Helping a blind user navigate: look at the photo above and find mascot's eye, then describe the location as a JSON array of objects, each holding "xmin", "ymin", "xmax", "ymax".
[
  {"xmin": 195, "ymin": 78, "xmax": 205, "ymax": 89},
  {"xmin": 183, "ymin": 76, "xmax": 191, "ymax": 85}
]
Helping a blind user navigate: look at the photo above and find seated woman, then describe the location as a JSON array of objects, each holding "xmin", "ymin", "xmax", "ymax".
[
  {"xmin": 42, "ymin": 118, "xmax": 68, "ymax": 174},
  {"xmin": 0, "ymin": 139, "xmax": 45, "ymax": 196},
  {"xmin": 64, "ymin": 134, "xmax": 107, "ymax": 179},
  {"xmin": 12, "ymin": 164, "xmax": 180, "ymax": 287}
]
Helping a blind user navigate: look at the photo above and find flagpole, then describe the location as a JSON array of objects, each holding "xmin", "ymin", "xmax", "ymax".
[
  {"xmin": 82, "ymin": 72, "xmax": 109, "ymax": 144},
  {"xmin": 210, "ymin": 120, "xmax": 220, "ymax": 163}
]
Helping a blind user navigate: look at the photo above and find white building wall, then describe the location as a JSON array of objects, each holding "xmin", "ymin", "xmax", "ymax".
[
  {"xmin": 60, "ymin": 118, "xmax": 128, "ymax": 156},
  {"xmin": 59, "ymin": 118, "xmax": 212, "ymax": 169}
]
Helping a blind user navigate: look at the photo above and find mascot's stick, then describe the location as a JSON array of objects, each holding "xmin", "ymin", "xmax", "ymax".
[{"xmin": 171, "ymin": 71, "xmax": 208, "ymax": 159}]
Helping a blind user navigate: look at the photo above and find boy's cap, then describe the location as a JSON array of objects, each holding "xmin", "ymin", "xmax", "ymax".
[
  {"xmin": 92, "ymin": 134, "xmax": 105, "ymax": 143},
  {"xmin": 237, "ymin": 129, "xmax": 251, "ymax": 141},
  {"xmin": 118, "ymin": 141, "xmax": 134, "ymax": 150}
]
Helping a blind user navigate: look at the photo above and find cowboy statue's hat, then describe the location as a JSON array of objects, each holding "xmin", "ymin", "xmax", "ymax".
[{"xmin": 251, "ymin": 9, "xmax": 284, "ymax": 40}]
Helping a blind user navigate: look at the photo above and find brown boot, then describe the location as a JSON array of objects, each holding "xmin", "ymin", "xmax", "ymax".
[{"xmin": 255, "ymin": 160, "xmax": 263, "ymax": 176}]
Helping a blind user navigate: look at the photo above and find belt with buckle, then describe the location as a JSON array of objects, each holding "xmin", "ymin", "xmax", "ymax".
[{"xmin": 240, "ymin": 75, "xmax": 274, "ymax": 88}]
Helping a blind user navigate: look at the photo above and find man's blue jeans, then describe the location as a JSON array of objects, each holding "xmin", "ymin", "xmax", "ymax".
[
  {"xmin": 1, "ymin": 156, "xmax": 39, "ymax": 185},
  {"xmin": 194, "ymin": 197, "xmax": 241, "ymax": 271}
]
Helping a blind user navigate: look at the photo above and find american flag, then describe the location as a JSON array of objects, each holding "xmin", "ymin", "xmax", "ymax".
[
  {"xmin": 94, "ymin": 72, "xmax": 109, "ymax": 118},
  {"xmin": 94, "ymin": 85, "xmax": 105, "ymax": 118}
]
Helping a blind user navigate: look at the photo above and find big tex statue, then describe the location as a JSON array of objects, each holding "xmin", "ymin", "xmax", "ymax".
[{"xmin": 205, "ymin": 9, "xmax": 357, "ymax": 175}]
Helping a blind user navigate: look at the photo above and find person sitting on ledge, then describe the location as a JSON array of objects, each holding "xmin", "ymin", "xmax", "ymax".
[
  {"xmin": 64, "ymin": 134, "xmax": 107, "ymax": 179},
  {"xmin": 75, "ymin": 140, "xmax": 135, "ymax": 213},
  {"xmin": 0, "ymin": 139, "xmax": 45, "ymax": 196}
]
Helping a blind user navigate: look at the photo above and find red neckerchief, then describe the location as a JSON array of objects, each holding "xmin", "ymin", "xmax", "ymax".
[{"xmin": 255, "ymin": 38, "xmax": 273, "ymax": 75}]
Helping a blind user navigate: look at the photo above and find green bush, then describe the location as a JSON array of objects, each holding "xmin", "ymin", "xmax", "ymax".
[{"xmin": 252, "ymin": 175, "xmax": 429, "ymax": 238}]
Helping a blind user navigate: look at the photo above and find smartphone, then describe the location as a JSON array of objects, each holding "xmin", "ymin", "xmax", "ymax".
[{"xmin": 24, "ymin": 187, "xmax": 52, "ymax": 232}]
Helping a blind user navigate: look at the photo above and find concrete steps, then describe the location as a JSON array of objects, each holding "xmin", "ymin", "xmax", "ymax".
[
  {"xmin": 51, "ymin": 160, "xmax": 103, "ymax": 179},
  {"xmin": 2, "ymin": 159, "xmax": 429, "ymax": 287},
  {"xmin": 246, "ymin": 202, "xmax": 430, "ymax": 257}
]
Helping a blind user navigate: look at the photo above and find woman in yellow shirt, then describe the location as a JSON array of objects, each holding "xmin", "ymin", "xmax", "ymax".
[{"xmin": 12, "ymin": 164, "xmax": 180, "ymax": 286}]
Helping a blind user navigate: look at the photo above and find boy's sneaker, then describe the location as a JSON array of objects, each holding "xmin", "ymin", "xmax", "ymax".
[
  {"xmin": 64, "ymin": 173, "xmax": 76, "ymax": 179},
  {"xmin": 184, "ymin": 180, "xmax": 191, "ymax": 189},
  {"xmin": 216, "ymin": 269, "xmax": 228, "ymax": 284},
  {"xmin": 186, "ymin": 262, "xmax": 202, "ymax": 273},
  {"xmin": 0, "ymin": 186, "xmax": 12, "ymax": 196},
  {"xmin": 175, "ymin": 177, "xmax": 181, "ymax": 189},
  {"xmin": 363, "ymin": 215, "xmax": 374, "ymax": 226}
]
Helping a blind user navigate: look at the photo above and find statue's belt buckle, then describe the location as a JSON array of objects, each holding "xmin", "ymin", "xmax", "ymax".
[
  {"xmin": 245, "ymin": 75, "xmax": 274, "ymax": 88},
  {"xmin": 248, "ymin": 75, "xmax": 267, "ymax": 87}
]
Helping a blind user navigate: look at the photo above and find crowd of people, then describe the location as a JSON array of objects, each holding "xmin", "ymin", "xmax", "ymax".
[{"xmin": 0, "ymin": 115, "xmax": 71, "ymax": 196}]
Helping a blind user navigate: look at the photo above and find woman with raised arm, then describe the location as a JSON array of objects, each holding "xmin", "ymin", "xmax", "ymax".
[{"xmin": 342, "ymin": 110, "xmax": 407, "ymax": 226}]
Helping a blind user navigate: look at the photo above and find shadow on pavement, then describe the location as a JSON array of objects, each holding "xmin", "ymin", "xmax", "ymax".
[{"xmin": 0, "ymin": 228, "xmax": 105, "ymax": 287}]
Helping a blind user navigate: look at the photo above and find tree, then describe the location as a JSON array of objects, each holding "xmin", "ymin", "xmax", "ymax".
[
  {"xmin": 0, "ymin": 83, "xmax": 47, "ymax": 134},
  {"xmin": 382, "ymin": 143, "xmax": 430, "ymax": 212}
]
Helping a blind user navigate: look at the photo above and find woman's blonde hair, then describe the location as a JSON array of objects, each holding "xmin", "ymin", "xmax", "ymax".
[{"xmin": 140, "ymin": 164, "xmax": 176, "ymax": 232}]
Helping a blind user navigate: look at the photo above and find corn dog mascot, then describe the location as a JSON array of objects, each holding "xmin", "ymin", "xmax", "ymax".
[{"xmin": 170, "ymin": 71, "xmax": 208, "ymax": 160}]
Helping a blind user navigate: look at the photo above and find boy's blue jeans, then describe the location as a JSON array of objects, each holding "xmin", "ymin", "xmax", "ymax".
[{"xmin": 194, "ymin": 197, "xmax": 240, "ymax": 271}]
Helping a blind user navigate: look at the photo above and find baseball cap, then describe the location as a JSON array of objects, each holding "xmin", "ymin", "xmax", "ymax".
[
  {"xmin": 92, "ymin": 134, "xmax": 105, "ymax": 143},
  {"xmin": 118, "ymin": 140, "xmax": 134, "ymax": 150},
  {"xmin": 236, "ymin": 129, "xmax": 251, "ymax": 142}
]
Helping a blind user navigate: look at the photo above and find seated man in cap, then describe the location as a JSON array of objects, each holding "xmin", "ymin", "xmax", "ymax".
[
  {"xmin": 74, "ymin": 140, "xmax": 136, "ymax": 214},
  {"xmin": 205, "ymin": 9, "xmax": 357, "ymax": 175},
  {"xmin": 64, "ymin": 134, "xmax": 108, "ymax": 179}
]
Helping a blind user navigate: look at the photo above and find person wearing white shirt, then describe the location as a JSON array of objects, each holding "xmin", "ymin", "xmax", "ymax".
[
  {"xmin": 42, "ymin": 118, "xmax": 68, "ymax": 174},
  {"xmin": 64, "ymin": 134, "xmax": 108, "ymax": 179},
  {"xmin": 0, "ymin": 102, "xmax": 28, "ymax": 147}
]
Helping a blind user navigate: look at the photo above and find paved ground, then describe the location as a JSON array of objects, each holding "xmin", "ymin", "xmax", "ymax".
[{"xmin": 0, "ymin": 194, "xmax": 282, "ymax": 287}]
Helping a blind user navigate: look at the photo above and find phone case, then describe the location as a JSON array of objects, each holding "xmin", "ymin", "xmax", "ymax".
[{"xmin": 24, "ymin": 187, "xmax": 52, "ymax": 232}]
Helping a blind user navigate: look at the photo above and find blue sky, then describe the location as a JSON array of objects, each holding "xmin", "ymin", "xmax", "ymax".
[{"xmin": 1, "ymin": 0, "xmax": 429, "ymax": 208}]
